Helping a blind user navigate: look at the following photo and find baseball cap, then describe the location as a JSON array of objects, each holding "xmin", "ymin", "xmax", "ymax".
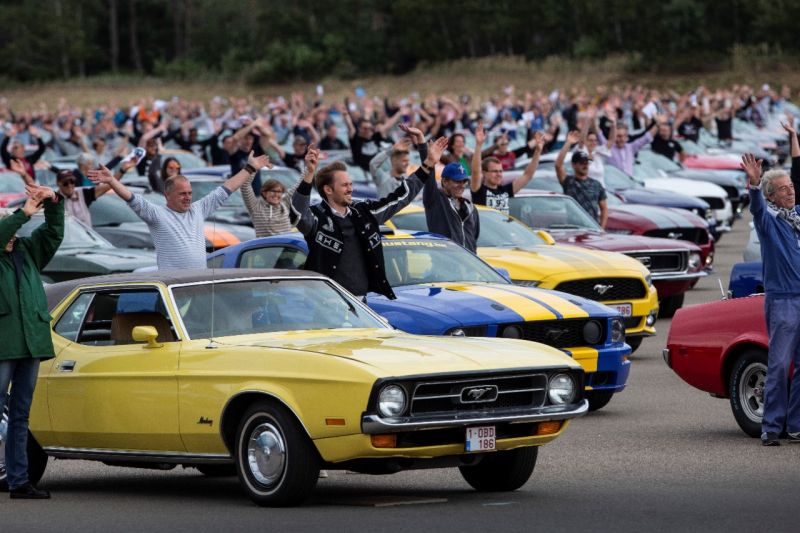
[
  {"xmin": 441, "ymin": 162, "xmax": 469, "ymax": 181},
  {"xmin": 571, "ymin": 151, "xmax": 592, "ymax": 164}
]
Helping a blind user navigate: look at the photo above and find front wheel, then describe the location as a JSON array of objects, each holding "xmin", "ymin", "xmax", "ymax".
[
  {"xmin": 235, "ymin": 401, "xmax": 320, "ymax": 507},
  {"xmin": 658, "ymin": 293, "xmax": 685, "ymax": 319},
  {"xmin": 626, "ymin": 336, "xmax": 643, "ymax": 353},
  {"xmin": 729, "ymin": 349, "xmax": 767, "ymax": 438},
  {"xmin": 1, "ymin": 405, "xmax": 48, "ymax": 490},
  {"xmin": 459, "ymin": 447, "xmax": 537, "ymax": 492}
]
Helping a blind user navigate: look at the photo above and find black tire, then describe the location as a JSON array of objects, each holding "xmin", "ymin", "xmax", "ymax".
[
  {"xmin": 459, "ymin": 447, "xmax": 537, "ymax": 492},
  {"xmin": 658, "ymin": 293, "xmax": 685, "ymax": 319},
  {"xmin": 195, "ymin": 464, "xmax": 237, "ymax": 477},
  {"xmin": 729, "ymin": 349, "xmax": 767, "ymax": 438},
  {"xmin": 626, "ymin": 336, "xmax": 643, "ymax": 354},
  {"xmin": 586, "ymin": 390, "xmax": 614, "ymax": 412},
  {"xmin": 1, "ymin": 404, "xmax": 48, "ymax": 491},
  {"xmin": 235, "ymin": 401, "xmax": 320, "ymax": 507}
]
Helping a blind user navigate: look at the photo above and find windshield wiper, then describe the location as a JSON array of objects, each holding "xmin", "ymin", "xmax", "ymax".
[{"xmin": 548, "ymin": 224, "xmax": 582, "ymax": 229}]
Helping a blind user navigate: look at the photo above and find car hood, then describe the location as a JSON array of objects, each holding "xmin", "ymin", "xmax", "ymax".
[
  {"xmin": 235, "ymin": 328, "xmax": 579, "ymax": 375},
  {"xmin": 615, "ymin": 187, "xmax": 709, "ymax": 209},
  {"xmin": 372, "ymin": 282, "xmax": 615, "ymax": 326},
  {"xmin": 52, "ymin": 247, "xmax": 157, "ymax": 273},
  {"xmin": 547, "ymin": 229, "xmax": 699, "ymax": 252},
  {"xmin": 609, "ymin": 204, "xmax": 701, "ymax": 230},
  {"xmin": 643, "ymin": 178, "xmax": 727, "ymax": 197},
  {"xmin": 670, "ymin": 168, "xmax": 745, "ymax": 187},
  {"xmin": 477, "ymin": 245, "xmax": 649, "ymax": 280}
]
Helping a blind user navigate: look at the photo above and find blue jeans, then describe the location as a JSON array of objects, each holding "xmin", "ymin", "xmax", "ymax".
[
  {"xmin": 0, "ymin": 357, "xmax": 40, "ymax": 489},
  {"xmin": 763, "ymin": 297, "xmax": 800, "ymax": 435}
]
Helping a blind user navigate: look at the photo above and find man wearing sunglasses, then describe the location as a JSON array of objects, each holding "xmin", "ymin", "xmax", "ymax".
[
  {"xmin": 55, "ymin": 156, "xmax": 136, "ymax": 227},
  {"xmin": 556, "ymin": 130, "xmax": 608, "ymax": 228}
]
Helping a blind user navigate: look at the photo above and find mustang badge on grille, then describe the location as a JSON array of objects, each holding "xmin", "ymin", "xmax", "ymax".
[
  {"xmin": 666, "ymin": 232, "xmax": 682, "ymax": 239},
  {"xmin": 593, "ymin": 283, "xmax": 614, "ymax": 295},
  {"xmin": 545, "ymin": 327, "xmax": 569, "ymax": 341},
  {"xmin": 637, "ymin": 256, "xmax": 652, "ymax": 267},
  {"xmin": 460, "ymin": 385, "xmax": 499, "ymax": 403}
]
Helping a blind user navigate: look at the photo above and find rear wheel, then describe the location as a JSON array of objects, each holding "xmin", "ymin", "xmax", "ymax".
[
  {"xmin": 235, "ymin": 401, "xmax": 320, "ymax": 507},
  {"xmin": 658, "ymin": 293, "xmax": 685, "ymax": 318},
  {"xmin": 459, "ymin": 447, "xmax": 537, "ymax": 492},
  {"xmin": 1, "ymin": 405, "xmax": 48, "ymax": 490},
  {"xmin": 729, "ymin": 349, "xmax": 767, "ymax": 438},
  {"xmin": 586, "ymin": 390, "xmax": 614, "ymax": 412},
  {"xmin": 626, "ymin": 336, "xmax": 643, "ymax": 353}
]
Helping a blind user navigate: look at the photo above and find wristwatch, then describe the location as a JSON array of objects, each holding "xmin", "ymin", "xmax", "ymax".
[{"xmin": 244, "ymin": 163, "xmax": 257, "ymax": 174}]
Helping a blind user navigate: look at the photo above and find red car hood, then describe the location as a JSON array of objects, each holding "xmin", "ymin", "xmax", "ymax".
[
  {"xmin": 608, "ymin": 204, "xmax": 703, "ymax": 232},
  {"xmin": 549, "ymin": 229, "xmax": 699, "ymax": 253},
  {"xmin": 683, "ymin": 154, "xmax": 741, "ymax": 170}
]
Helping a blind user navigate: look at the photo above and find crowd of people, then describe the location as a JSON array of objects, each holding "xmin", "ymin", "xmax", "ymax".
[{"xmin": 1, "ymin": 81, "xmax": 799, "ymax": 500}]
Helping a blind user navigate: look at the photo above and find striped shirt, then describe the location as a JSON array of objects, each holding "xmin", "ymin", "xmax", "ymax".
[
  {"xmin": 127, "ymin": 186, "xmax": 231, "ymax": 269},
  {"xmin": 241, "ymin": 175, "xmax": 300, "ymax": 237}
]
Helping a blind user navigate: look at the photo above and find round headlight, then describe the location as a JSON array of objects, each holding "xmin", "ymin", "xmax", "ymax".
[
  {"xmin": 688, "ymin": 252, "xmax": 701, "ymax": 271},
  {"xmin": 501, "ymin": 325, "xmax": 523, "ymax": 339},
  {"xmin": 448, "ymin": 328, "xmax": 466, "ymax": 336},
  {"xmin": 582, "ymin": 320, "xmax": 603, "ymax": 345},
  {"xmin": 610, "ymin": 318, "xmax": 625, "ymax": 344},
  {"xmin": 548, "ymin": 373, "xmax": 577, "ymax": 405},
  {"xmin": 378, "ymin": 385, "xmax": 407, "ymax": 417}
]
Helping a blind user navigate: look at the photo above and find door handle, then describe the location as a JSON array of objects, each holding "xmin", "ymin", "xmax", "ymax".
[{"xmin": 58, "ymin": 360, "xmax": 76, "ymax": 372}]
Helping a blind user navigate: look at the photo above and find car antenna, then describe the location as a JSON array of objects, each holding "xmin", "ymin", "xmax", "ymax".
[{"xmin": 717, "ymin": 278, "xmax": 728, "ymax": 300}]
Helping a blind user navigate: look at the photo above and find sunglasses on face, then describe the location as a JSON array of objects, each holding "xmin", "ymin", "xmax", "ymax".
[
  {"xmin": 263, "ymin": 189, "xmax": 284, "ymax": 195},
  {"xmin": 59, "ymin": 179, "xmax": 77, "ymax": 186}
]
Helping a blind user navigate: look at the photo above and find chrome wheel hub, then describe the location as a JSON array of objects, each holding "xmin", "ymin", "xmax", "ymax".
[
  {"xmin": 740, "ymin": 362, "xmax": 767, "ymax": 422},
  {"xmin": 247, "ymin": 423, "xmax": 286, "ymax": 486}
]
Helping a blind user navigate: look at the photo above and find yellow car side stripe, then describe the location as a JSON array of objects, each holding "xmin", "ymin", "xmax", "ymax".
[{"xmin": 436, "ymin": 283, "xmax": 559, "ymax": 320}]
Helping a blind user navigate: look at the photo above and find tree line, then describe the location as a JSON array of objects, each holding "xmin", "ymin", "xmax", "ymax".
[{"xmin": 1, "ymin": 0, "xmax": 798, "ymax": 83}]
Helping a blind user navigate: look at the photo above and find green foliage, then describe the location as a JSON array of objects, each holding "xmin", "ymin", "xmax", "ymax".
[{"xmin": 1, "ymin": 0, "xmax": 799, "ymax": 82}]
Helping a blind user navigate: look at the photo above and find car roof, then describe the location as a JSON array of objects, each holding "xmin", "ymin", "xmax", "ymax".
[{"xmin": 45, "ymin": 268, "xmax": 321, "ymax": 311}]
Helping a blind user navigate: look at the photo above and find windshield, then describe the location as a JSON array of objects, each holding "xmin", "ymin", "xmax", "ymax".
[
  {"xmin": 259, "ymin": 168, "xmax": 301, "ymax": 190},
  {"xmin": 189, "ymin": 181, "xmax": 245, "ymax": 210},
  {"xmin": 90, "ymin": 195, "xmax": 144, "ymax": 225},
  {"xmin": 17, "ymin": 215, "xmax": 114, "ymax": 249},
  {"xmin": 383, "ymin": 239, "xmax": 507, "ymax": 286},
  {"xmin": 172, "ymin": 278, "xmax": 385, "ymax": 338},
  {"xmin": 0, "ymin": 172, "xmax": 26, "ymax": 193},
  {"xmin": 639, "ymin": 150, "xmax": 682, "ymax": 172},
  {"xmin": 509, "ymin": 195, "xmax": 601, "ymax": 231},
  {"xmin": 477, "ymin": 209, "xmax": 548, "ymax": 247},
  {"xmin": 604, "ymin": 165, "xmax": 641, "ymax": 190}
]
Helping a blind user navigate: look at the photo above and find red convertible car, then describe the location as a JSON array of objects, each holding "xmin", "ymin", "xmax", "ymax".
[
  {"xmin": 509, "ymin": 191, "xmax": 707, "ymax": 317},
  {"xmin": 664, "ymin": 295, "xmax": 768, "ymax": 437}
]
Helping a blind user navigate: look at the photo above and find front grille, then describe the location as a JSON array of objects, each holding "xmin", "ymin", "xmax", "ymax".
[
  {"xmin": 554, "ymin": 278, "xmax": 647, "ymax": 301},
  {"xmin": 700, "ymin": 196, "xmax": 725, "ymax": 210},
  {"xmin": 644, "ymin": 228, "xmax": 709, "ymax": 245},
  {"xmin": 625, "ymin": 251, "xmax": 687, "ymax": 273},
  {"xmin": 462, "ymin": 326, "xmax": 488, "ymax": 336},
  {"xmin": 624, "ymin": 316, "xmax": 643, "ymax": 329},
  {"xmin": 515, "ymin": 318, "xmax": 606, "ymax": 348},
  {"xmin": 410, "ymin": 373, "xmax": 547, "ymax": 415}
]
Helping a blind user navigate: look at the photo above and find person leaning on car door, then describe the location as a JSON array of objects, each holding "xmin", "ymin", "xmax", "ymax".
[
  {"xmin": 0, "ymin": 184, "xmax": 64, "ymax": 499},
  {"xmin": 742, "ymin": 147, "xmax": 800, "ymax": 447}
]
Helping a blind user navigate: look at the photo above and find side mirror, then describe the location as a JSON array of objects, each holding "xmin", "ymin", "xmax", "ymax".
[
  {"xmin": 132, "ymin": 325, "xmax": 163, "ymax": 348},
  {"xmin": 494, "ymin": 267, "xmax": 512, "ymax": 282},
  {"xmin": 535, "ymin": 229, "xmax": 556, "ymax": 245}
]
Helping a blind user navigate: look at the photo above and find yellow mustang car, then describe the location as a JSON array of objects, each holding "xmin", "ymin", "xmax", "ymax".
[
  {"xmin": 390, "ymin": 205, "xmax": 659, "ymax": 352},
  {"xmin": 7, "ymin": 270, "xmax": 588, "ymax": 506}
]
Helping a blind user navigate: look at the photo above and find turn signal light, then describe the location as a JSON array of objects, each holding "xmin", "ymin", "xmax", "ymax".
[
  {"xmin": 325, "ymin": 418, "xmax": 346, "ymax": 426},
  {"xmin": 537, "ymin": 421, "xmax": 562, "ymax": 435},
  {"xmin": 370, "ymin": 434, "xmax": 397, "ymax": 448}
]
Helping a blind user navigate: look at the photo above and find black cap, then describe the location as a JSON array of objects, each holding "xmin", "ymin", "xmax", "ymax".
[{"xmin": 571, "ymin": 150, "xmax": 592, "ymax": 164}]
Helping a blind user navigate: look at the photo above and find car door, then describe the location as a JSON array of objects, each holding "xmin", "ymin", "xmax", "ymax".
[{"xmin": 46, "ymin": 286, "xmax": 183, "ymax": 452}]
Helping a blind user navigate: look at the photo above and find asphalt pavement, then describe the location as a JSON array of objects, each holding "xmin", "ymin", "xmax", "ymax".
[{"xmin": 3, "ymin": 209, "xmax": 799, "ymax": 533}]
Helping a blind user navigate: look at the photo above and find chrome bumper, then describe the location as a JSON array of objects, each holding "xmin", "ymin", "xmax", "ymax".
[
  {"xmin": 651, "ymin": 270, "xmax": 709, "ymax": 281},
  {"xmin": 362, "ymin": 399, "xmax": 589, "ymax": 434}
]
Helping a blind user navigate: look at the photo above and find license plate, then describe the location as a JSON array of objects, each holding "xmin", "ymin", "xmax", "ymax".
[
  {"xmin": 610, "ymin": 303, "xmax": 632, "ymax": 317},
  {"xmin": 466, "ymin": 426, "xmax": 496, "ymax": 452}
]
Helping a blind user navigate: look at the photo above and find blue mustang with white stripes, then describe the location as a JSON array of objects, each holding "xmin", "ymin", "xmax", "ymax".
[{"xmin": 207, "ymin": 232, "xmax": 631, "ymax": 411}]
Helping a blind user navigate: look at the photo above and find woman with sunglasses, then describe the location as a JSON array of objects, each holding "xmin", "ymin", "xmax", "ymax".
[{"xmin": 241, "ymin": 171, "xmax": 300, "ymax": 237}]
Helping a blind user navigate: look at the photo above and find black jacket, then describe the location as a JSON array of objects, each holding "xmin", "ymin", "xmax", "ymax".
[{"xmin": 291, "ymin": 167, "xmax": 429, "ymax": 299}]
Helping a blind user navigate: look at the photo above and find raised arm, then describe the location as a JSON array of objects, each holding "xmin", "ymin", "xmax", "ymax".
[
  {"xmin": 342, "ymin": 98, "xmax": 356, "ymax": 138},
  {"xmin": 290, "ymin": 145, "xmax": 321, "ymax": 236},
  {"xmin": 555, "ymin": 130, "xmax": 581, "ymax": 183},
  {"xmin": 781, "ymin": 120, "xmax": 800, "ymax": 204},
  {"xmin": 223, "ymin": 151, "xmax": 271, "ymax": 193},
  {"xmin": 470, "ymin": 122, "xmax": 486, "ymax": 193},
  {"xmin": 513, "ymin": 131, "xmax": 544, "ymax": 193},
  {"xmin": 87, "ymin": 165, "xmax": 134, "ymax": 201}
]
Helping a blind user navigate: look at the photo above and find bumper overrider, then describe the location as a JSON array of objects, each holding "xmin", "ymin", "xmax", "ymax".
[{"xmin": 361, "ymin": 368, "xmax": 587, "ymax": 434}]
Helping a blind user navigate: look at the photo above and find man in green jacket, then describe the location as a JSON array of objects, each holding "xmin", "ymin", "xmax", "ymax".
[{"xmin": 0, "ymin": 184, "xmax": 64, "ymax": 499}]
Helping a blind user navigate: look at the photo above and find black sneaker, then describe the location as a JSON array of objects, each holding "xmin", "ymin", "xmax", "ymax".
[
  {"xmin": 761, "ymin": 432, "xmax": 781, "ymax": 446},
  {"xmin": 9, "ymin": 483, "xmax": 50, "ymax": 499},
  {"xmin": 787, "ymin": 432, "xmax": 800, "ymax": 443}
]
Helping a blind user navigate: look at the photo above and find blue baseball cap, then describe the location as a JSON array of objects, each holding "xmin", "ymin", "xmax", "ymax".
[{"xmin": 441, "ymin": 162, "xmax": 469, "ymax": 181}]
